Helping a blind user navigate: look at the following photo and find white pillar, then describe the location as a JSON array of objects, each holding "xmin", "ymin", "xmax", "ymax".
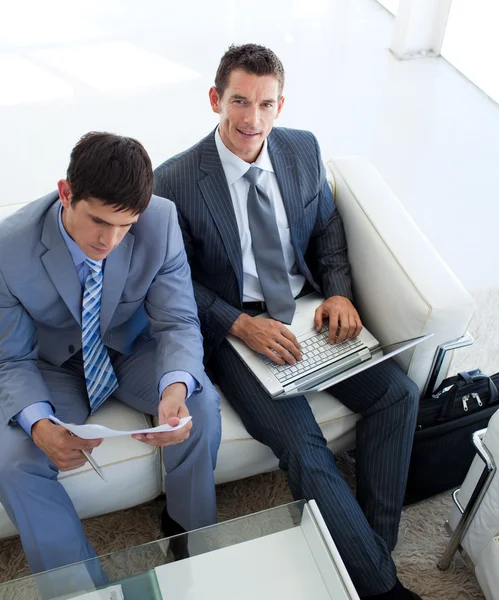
[{"xmin": 390, "ymin": 0, "xmax": 453, "ymax": 59}]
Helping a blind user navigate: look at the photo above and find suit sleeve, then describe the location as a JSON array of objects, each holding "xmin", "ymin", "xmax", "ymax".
[
  {"xmin": 306, "ymin": 136, "xmax": 354, "ymax": 301},
  {"xmin": 153, "ymin": 175, "xmax": 242, "ymax": 348},
  {"xmin": 144, "ymin": 202, "xmax": 212, "ymax": 387},
  {"xmin": 0, "ymin": 268, "xmax": 52, "ymax": 422}
]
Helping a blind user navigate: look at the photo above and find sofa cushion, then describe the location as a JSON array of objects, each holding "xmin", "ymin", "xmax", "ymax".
[{"xmin": 214, "ymin": 387, "xmax": 359, "ymax": 484}]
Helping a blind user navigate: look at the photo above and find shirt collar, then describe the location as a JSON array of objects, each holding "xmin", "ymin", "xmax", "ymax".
[
  {"xmin": 215, "ymin": 127, "xmax": 274, "ymax": 187},
  {"xmin": 58, "ymin": 204, "xmax": 92, "ymax": 268}
]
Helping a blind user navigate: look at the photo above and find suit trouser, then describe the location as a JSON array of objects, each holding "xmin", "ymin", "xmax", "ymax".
[
  {"xmin": 0, "ymin": 339, "xmax": 221, "ymax": 575},
  {"xmin": 210, "ymin": 341, "xmax": 419, "ymax": 597}
]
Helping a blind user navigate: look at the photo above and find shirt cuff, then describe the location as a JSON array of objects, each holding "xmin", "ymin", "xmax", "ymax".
[
  {"xmin": 14, "ymin": 402, "xmax": 54, "ymax": 436},
  {"xmin": 159, "ymin": 371, "xmax": 199, "ymax": 400}
]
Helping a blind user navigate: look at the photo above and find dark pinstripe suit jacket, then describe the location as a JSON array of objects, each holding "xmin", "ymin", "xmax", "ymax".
[{"xmin": 154, "ymin": 127, "xmax": 353, "ymax": 355}]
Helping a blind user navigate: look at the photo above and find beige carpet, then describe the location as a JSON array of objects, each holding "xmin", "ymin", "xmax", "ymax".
[{"xmin": 0, "ymin": 459, "xmax": 484, "ymax": 599}]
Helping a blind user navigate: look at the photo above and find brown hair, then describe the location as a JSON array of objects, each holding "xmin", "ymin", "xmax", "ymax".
[
  {"xmin": 66, "ymin": 132, "xmax": 153, "ymax": 215},
  {"xmin": 214, "ymin": 43, "xmax": 285, "ymax": 98}
]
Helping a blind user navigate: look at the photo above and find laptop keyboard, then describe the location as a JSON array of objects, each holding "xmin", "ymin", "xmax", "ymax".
[{"xmin": 262, "ymin": 329, "xmax": 365, "ymax": 385}]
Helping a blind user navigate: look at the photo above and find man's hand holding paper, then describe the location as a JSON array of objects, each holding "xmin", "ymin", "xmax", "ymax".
[
  {"xmin": 133, "ymin": 382, "xmax": 192, "ymax": 447},
  {"xmin": 33, "ymin": 419, "xmax": 103, "ymax": 471}
]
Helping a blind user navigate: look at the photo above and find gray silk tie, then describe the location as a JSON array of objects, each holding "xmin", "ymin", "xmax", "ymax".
[{"xmin": 244, "ymin": 166, "xmax": 295, "ymax": 324}]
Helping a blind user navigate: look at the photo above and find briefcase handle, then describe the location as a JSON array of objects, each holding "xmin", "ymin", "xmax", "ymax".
[{"xmin": 439, "ymin": 372, "xmax": 498, "ymax": 420}]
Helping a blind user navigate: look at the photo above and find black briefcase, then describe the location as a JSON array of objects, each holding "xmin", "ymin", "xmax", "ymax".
[{"xmin": 404, "ymin": 370, "xmax": 499, "ymax": 504}]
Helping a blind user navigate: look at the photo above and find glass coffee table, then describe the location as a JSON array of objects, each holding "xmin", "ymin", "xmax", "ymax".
[{"xmin": 0, "ymin": 500, "xmax": 359, "ymax": 600}]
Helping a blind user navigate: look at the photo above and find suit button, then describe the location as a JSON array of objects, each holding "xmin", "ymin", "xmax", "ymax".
[{"xmin": 69, "ymin": 345, "xmax": 75, "ymax": 354}]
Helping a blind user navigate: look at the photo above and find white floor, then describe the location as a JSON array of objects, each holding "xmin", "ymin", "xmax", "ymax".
[{"xmin": 2, "ymin": 0, "xmax": 498, "ymax": 368}]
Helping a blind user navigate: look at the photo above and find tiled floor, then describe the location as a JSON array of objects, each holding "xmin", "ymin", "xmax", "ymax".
[{"xmin": 1, "ymin": 0, "xmax": 498, "ymax": 311}]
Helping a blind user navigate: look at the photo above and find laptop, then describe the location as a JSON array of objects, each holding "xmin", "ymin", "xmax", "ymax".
[{"xmin": 227, "ymin": 292, "xmax": 433, "ymax": 398}]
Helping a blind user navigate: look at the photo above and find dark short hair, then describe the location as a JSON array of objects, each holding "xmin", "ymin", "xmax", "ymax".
[
  {"xmin": 66, "ymin": 132, "xmax": 153, "ymax": 215},
  {"xmin": 215, "ymin": 43, "xmax": 285, "ymax": 98}
]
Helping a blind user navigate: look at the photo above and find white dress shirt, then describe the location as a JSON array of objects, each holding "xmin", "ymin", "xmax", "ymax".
[{"xmin": 215, "ymin": 129, "xmax": 305, "ymax": 302}]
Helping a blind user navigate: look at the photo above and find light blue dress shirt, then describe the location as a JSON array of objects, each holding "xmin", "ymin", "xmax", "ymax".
[{"xmin": 15, "ymin": 205, "xmax": 197, "ymax": 435}]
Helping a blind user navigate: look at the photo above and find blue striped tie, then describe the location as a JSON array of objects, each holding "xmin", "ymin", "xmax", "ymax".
[{"xmin": 82, "ymin": 259, "xmax": 118, "ymax": 413}]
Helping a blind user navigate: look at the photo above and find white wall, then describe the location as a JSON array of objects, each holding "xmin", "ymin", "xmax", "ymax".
[{"xmin": 1, "ymin": 0, "xmax": 498, "ymax": 370}]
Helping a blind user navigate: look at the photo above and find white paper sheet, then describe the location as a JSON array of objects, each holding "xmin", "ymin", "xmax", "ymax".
[
  {"xmin": 49, "ymin": 415, "xmax": 192, "ymax": 439},
  {"xmin": 58, "ymin": 585, "xmax": 124, "ymax": 600}
]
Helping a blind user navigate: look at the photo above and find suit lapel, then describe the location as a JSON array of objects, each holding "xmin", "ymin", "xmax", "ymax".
[
  {"xmin": 41, "ymin": 202, "xmax": 83, "ymax": 324},
  {"xmin": 198, "ymin": 132, "xmax": 243, "ymax": 297},
  {"xmin": 268, "ymin": 131, "xmax": 316, "ymax": 284},
  {"xmin": 268, "ymin": 132, "xmax": 301, "ymax": 251},
  {"xmin": 100, "ymin": 231, "xmax": 135, "ymax": 335}
]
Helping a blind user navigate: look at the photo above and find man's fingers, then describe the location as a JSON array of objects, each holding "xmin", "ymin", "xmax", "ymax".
[
  {"xmin": 175, "ymin": 419, "xmax": 192, "ymax": 434},
  {"xmin": 272, "ymin": 345, "xmax": 296, "ymax": 365},
  {"xmin": 346, "ymin": 318, "xmax": 359, "ymax": 340},
  {"xmin": 327, "ymin": 312, "xmax": 340, "ymax": 344},
  {"xmin": 139, "ymin": 428, "xmax": 191, "ymax": 447},
  {"xmin": 276, "ymin": 333, "xmax": 302, "ymax": 362},
  {"xmin": 264, "ymin": 348, "xmax": 286, "ymax": 365},
  {"xmin": 83, "ymin": 438, "xmax": 103, "ymax": 451},
  {"xmin": 65, "ymin": 432, "xmax": 102, "ymax": 452},
  {"xmin": 353, "ymin": 319, "xmax": 363, "ymax": 338},
  {"xmin": 59, "ymin": 457, "xmax": 87, "ymax": 471},
  {"xmin": 314, "ymin": 307, "xmax": 324, "ymax": 332},
  {"xmin": 263, "ymin": 335, "xmax": 301, "ymax": 365},
  {"xmin": 335, "ymin": 315, "xmax": 353, "ymax": 344},
  {"xmin": 278, "ymin": 326, "xmax": 302, "ymax": 362},
  {"xmin": 146, "ymin": 432, "xmax": 190, "ymax": 447},
  {"xmin": 279, "ymin": 326, "xmax": 301, "ymax": 350},
  {"xmin": 32, "ymin": 423, "xmax": 101, "ymax": 472},
  {"xmin": 341, "ymin": 314, "xmax": 362, "ymax": 342},
  {"xmin": 55, "ymin": 449, "xmax": 88, "ymax": 471},
  {"xmin": 335, "ymin": 318, "xmax": 350, "ymax": 344},
  {"xmin": 158, "ymin": 401, "xmax": 182, "ymax": 425},
  {"xmin": 316, "ymin": 298, "xmax": 363, "ymax": 344},
  {"xmin": 134, "ymin": 419, "xmax": 192, "ymax": 445},
  {"xmin": 331, "ymin": 314, "xmax": 362, "ymax": 344}
]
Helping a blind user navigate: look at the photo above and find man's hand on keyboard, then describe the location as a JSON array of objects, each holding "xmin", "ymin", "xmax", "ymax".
[
  {"xmin": 229, "ymin": 313, "xmax": 302, "ymax": 365},
  {"xmin": 314, "ymin": 296, "xmax": 363, "ymax": 344}
]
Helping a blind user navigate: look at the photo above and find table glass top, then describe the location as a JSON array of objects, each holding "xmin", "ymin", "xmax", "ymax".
[{"xmin": 0, "ymin": 501, "xmax": 308, "ymax": 600}]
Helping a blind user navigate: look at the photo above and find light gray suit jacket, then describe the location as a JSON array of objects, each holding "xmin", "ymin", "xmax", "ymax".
[
  {"xmin": 0, "ymin": 192, "xmax": 204, "ymax": 422},
  {"xmin": 154, "ymin": 127, "xmax": 353, "ymax": 355}
]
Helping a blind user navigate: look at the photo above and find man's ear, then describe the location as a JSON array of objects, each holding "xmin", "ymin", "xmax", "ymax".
[
  {"xmin": 57, "ymin": 179, "xmax": 72, "ymax": 209},
  {"xmin": 209, "ymin": 86, "xmax": 221, "ymax": 114},
  {"xmin": 275, "ymin": 95, "xmax": 285, "ymax": 119}
]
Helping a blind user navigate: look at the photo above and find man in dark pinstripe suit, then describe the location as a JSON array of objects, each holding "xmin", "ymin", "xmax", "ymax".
[{"xmin": 154, "ymin": 44, "xmax": 423, "ymax": 600}]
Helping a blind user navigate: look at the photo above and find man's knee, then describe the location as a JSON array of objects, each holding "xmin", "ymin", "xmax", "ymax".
[
  {"xmin": 397, "ymin": 375, "xmax": 420, "ymax": 415},
  {"xmin": 0, "ymin": 431, "xmax": 55, "ymax": 496},
  {"xmin": 263, "ymin": 412, "xmax": 327, "ymax": 466},
  {"xmin": 378, "ymin": 363, "xmax": 420, "ymax": 411},
  {"xmin": 187, "ymin": 376, "xmax": 221, "ymax": 444},
  {"xmin": 162, "ymin": 377, "xmax": 221, "ymax": 473}
]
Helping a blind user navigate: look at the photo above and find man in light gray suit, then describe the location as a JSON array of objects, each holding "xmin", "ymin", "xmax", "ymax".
[
  {"xmin": 154, "ymin": 45, "xmax": 423, "ymax": 600},
  {"xmin": 0, "ymin": 132, "xmax": 221, "ymax": 575}
]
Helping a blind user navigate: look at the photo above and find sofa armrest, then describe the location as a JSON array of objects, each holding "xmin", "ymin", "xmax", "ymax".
[
  {"xmin": 448, "ymin": 410, "xmax": 499, "ymax": 564},
  {"xmin": 326, "ymin": 157, "xmax": 474, "ymax": 393}
]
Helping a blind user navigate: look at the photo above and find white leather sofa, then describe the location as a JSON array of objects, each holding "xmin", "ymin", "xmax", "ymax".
[
  {"xmin": 444, "ymin": 409, "xmax": 499, "ymax": 599},
  {"xmin": 0, "ymin": 156, "xmax": 474, "ymax": 540}
]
